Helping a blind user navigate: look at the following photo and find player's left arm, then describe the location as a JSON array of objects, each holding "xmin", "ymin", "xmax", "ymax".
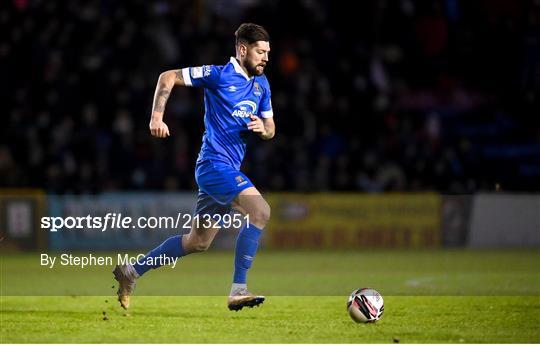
[{"xmin": 248, "ymin": 115, "xmax": 275, "ymax": 140}]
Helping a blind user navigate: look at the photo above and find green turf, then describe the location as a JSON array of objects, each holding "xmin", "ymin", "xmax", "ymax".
[
  {"xmin": 1, "ymin": 250, "xmax": 539, "ymax": 343},
  {"xmin": 1, "ymin": 296, "xmax": 539, "ymax": 343}
]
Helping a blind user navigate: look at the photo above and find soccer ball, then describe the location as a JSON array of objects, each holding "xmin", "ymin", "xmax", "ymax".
[{"xmin": 347, "ymin": 288, "xmax": 384, "ymax": 323}]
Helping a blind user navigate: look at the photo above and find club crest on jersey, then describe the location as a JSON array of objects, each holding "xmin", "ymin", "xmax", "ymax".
[
  {"xmin": 254, "ymin": 82, "xmax": 262, "ymax": 96},
  {"xmin": 231, "ymin": 100, "xmax": 257, "ymax": 118}
]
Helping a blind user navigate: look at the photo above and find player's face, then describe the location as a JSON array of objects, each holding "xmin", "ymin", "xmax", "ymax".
[{"xmin": 244, "ymin": 41, "xmax": 270, "ymax": 76}]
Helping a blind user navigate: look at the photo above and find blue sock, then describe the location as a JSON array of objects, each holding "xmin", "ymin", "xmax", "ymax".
[
  {"xmin": 133, "ymin": 235, "xmax": 185, "ymax": 276},
  {"xmin": 233, "ymin": 224, "xmax": 263, "ymax": 284}
]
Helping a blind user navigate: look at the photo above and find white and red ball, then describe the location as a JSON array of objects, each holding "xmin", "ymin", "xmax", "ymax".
[{"xmin": 347, "ymin": 288, "xmax": 384, "ymax": 323}]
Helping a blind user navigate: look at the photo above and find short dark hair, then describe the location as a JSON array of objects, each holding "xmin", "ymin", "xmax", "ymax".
[{"xmin": 235, "ymin": 23, "xmax": 270, "ymax": 45}]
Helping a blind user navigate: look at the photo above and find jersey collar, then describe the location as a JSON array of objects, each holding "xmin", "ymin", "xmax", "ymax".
[{"xmin": 230, "ymin": 57, "xmax": 253, "ymax": 81}]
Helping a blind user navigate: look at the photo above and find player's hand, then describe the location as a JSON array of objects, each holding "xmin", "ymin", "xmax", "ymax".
[
  {"xmin": 247, "ymin": 115, "xmax": 267, "ymax": 136},
  {"xmin": 149, "ymin": 118, "xmax": 170, "ymax": 138}
]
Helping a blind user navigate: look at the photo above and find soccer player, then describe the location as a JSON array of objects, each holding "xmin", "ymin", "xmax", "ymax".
[{"xmin": 113, "ymin": 23, "xmax": 274, "ymax": 311}]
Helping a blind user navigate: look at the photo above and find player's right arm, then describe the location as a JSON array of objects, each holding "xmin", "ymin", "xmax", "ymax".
[{"xmin": 149, "ymin": 69, "xmax": 186, "ymax": 138}]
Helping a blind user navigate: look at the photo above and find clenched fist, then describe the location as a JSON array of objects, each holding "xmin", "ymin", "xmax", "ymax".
[{"xmin": 149, "ymin": 118, "xmax": 170, "ymax": 138}]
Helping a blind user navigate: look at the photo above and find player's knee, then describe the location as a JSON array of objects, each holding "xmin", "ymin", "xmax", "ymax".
[
  {"xmin": 184, "ymin": 234, "xmax": 212, "ymax": 253},
  {"xmin": 191, "ymin": 239, "xmax": 212, "ymax": 253},
  {"xmin": 250, "ymin": 203, "xmax": 271, "ymax": 228}
]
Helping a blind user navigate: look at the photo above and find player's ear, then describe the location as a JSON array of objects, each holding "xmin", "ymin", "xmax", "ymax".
[{"xmin": 239, "ymin": 43, "xmax": 247, "ymax": 57}]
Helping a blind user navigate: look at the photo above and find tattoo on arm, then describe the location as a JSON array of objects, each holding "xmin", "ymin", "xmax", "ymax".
[{"xmin": 153, "ymin": 85, "xmax": 170, "ymax": 113}]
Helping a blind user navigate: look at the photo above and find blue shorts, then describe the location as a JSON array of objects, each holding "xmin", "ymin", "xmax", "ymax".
[{"xmin": 194, "ymin": 160, "xmax": 254, "ymax": 217}]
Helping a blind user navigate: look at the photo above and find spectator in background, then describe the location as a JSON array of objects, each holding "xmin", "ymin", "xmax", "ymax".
[{"xmin": 0, "ymin": 0, "xmax": 538, "ymax": 193}]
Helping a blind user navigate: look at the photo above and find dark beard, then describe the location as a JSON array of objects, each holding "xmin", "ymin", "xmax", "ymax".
[{"xmin": 246, "ymin": 62, "xmax": 264, "ymax": 76}]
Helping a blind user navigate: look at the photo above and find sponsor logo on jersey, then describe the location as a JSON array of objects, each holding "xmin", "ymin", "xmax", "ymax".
[
  {"xmin": 191, "ymin": 67, "xmax": 203, "ymax": 79},
  {"xmin": 231, "ymin": 100, "xmax": 257, "ymax": 118},
  {"xmin": 203, "ymin": 65, "xmax": 211, "ymax": 77},
  {"xmin": 191, "ymin": 66, "xmax": 212, "ymax": 79},
  {"xmin": 228, "ymin": 85, "xmax": 237, "ymax": 92}
]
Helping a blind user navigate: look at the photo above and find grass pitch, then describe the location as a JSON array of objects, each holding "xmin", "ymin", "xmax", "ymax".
[{"xmin": 1, "ymin": 250, "xmax": 539, "ymax": 343}]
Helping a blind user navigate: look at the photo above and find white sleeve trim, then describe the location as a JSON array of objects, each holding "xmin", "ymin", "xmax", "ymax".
[
  {"xmin": 261, "ymin": 109, "xmax": 274, "ymax": 118},
  {"xmin": 182, "ymin": 68, "xmax": 192, "ymax": 86}
]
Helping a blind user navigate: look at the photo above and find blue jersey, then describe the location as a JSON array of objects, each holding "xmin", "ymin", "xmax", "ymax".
[{"xmin": 181, "ymin": 57, "xmax": 273, "ymax": 170}]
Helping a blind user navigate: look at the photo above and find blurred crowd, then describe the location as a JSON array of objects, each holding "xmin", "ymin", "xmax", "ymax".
[{"xmin": 1, "ymin": 0, "xmax": 539, "ymax": 193}]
